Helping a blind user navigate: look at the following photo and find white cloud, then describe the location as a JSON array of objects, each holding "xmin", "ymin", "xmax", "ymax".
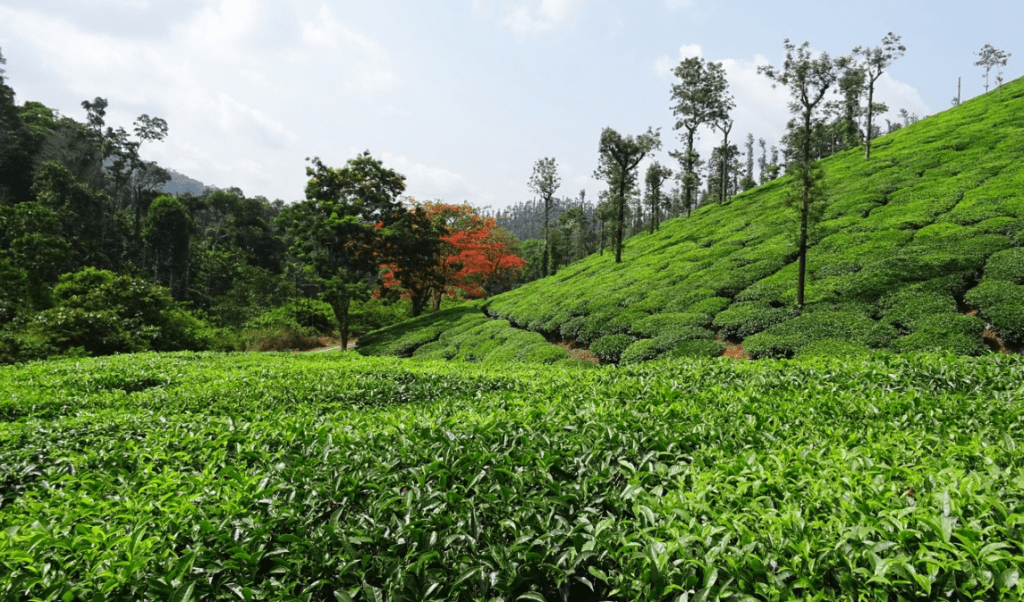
[
  {"xmin": 873, "ymin": 72, "xmax": 931, "ymax": 122},
  {"xmin": 213, "ymin": 93, "xmax": 298, "ymax": 149},
  {"xmin": 299, "ymin": 5, "xmax": 398, "ymax": 93},
  {"xmin": 381, "ymin": 152, "xmax": 482, "ymax": 203},
  {"xmin": 475, "ymin": 0, "xmax": 589, "ymax": 34}
]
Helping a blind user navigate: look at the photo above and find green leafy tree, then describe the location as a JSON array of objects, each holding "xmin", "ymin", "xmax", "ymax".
[
  {"xmin": 669, "ymin": 57, "xmax": 731, "ymax": 217},
  {"xmin": 0, "ymin": 201, "xmax": 71, "ymax": 311},
  {"xmin": 974, "ymin": 44, "xmax": 1011, "ymax": 92},
  {"xmin": 32, "ymin": 161, "xmax": 112, "ymax": 269},
  {"xmin": 594, "ymin": 127, "xmax": 661, "ymax": 263},
  {"xmin": 853, "ymin": 32, "xmax": 905, "ymax": 160},
  {"xmin": 740, "ymin": 133, "xmax": 756, "ymax": 192},
  {"xmin": 759, "ymin": 39, "xmax": 851, "ymax": 308},
  {"xmin": 527, "ymin": 157, "xmax": 560, "ymax": 277},
  {"xmin": 379, "ymin": 202, "xmax": 445, "ymax": 317},
  {"xmin": 279, "ymin": 153, "xmax": 405, "ymax": 350},
  {"xmin": 0, "ymin": 51, "xmax": 37, "ymax": 205},
  {"xmin": 143, "ymin": 195, "xmax": 193, "ymax": 300},
  {"xmin": 644, "ymin": 162, "xmax": 673, "ymax": 233}
]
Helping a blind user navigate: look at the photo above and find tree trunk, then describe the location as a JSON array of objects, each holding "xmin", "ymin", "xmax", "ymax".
[
  {"xmin": 410, "ymin": 289, "xmax": 427, "ymax": 317},
  {"xmin": 615, "ymin": 182, "xmax": 625, "ymax": 264},
  {"xmin": 720, "ymin": 127, "xmax": 731, "ymax": 203},
  {"xmin": 865, "ymin": 77, "xmax": 875, "ymax": 160},
  {"xmin": 798, "ymin": 111, "xmax": 812, "ymax": 309},
  {"xmin": 542, "ymin": 197, "xmax": 550, "ymax": 278},
  {"xmin": 334, "ymin": 296, "xmax": 352, "ymax": 351},
  {"xmin": 685, "ymin": 129, "xmax": 695, "ymax": 217}
]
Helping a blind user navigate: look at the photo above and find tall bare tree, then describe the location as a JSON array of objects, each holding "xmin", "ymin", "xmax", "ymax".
[
  {"xmin": 714, "ymin": 118, "xmax": 734, "ymax": 203},
  {"xmin": 853, "ymin": 33, "xmax": 905, "ymax": 160},
  {"xmin": 760, "ymin": 40, "xmax": 851, "ymax": 308}
]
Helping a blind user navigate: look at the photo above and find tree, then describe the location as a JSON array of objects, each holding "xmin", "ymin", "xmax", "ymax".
[
  {"xmin": 378, "ymin": 202, "xmax": 445, "ymax": 316},
  {"xmin": 740, "ymin": 133, "xmax": 756, "ymax": 191},
  {"xmin": 974, "ymin": 44, "xmax": 1011, "ymax": 92},
  {"xmin": 830, "ymin": 64, "xmax": 868, "ymax": 151},
  {"xmin": 853, "ymin": 33, "xmax": 905, "ymax": 160},
  {"xmin": 594, "ymin": 127, "xmax": 661, "ymax": 263},
  {"xmin": 279, "ymin": 153, "xmax": 406, "ymax": 350},
  {"xmin": 670, "ymin": 57, "xmax": 732, "ymax": 217},
  {"xmin": 644, "ymin": 162, "xmax": 673, "ymax": 233},
  {"xmin": 32, "ymin": 161, "xmax": 112, "ymax": 269},
  {"xmin": 527, "ymin": 157, "xmax": 560, "ymax": 277},
  {"xmin": 0, "ymin": 201, "xmax": 71, "ymax": 311},
  {"xmin": 393, "ymin": 202, "xmax": 525, "ymax": 311},
  {"xmin": 759, "ymin": 39, "xmax": 851, "ymax": 308},
  {"xmin": 143, "ymin": 195, "xmax": 192, "ymax": 300},
  {"xmin": 714, "ymin": 118, "xmax": 735, "ymax": 203}
]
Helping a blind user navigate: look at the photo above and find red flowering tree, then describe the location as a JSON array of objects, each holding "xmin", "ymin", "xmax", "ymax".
[{"xmin": 381, "ymin": 201, "xmax": 526, "ymax": 313}]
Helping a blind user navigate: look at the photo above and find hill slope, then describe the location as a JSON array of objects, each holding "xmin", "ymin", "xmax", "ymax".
[{"xmin": 360, "ymin": 77, "xmax": 1024, "ymax": 362}]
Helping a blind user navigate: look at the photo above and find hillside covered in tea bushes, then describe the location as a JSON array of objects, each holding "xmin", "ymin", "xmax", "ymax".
[{"xmin": 359, "ymin": 77, "xmax": 1024, "ymax": 363}]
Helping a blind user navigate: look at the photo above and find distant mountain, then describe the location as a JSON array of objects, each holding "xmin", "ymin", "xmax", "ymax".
[{"xmin": 161, "ymin": 168, "xmax": 218, "ymax": 196}]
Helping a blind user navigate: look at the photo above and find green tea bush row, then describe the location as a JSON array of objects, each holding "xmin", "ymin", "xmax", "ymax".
[
  {"xmin": 1, "ymin": 352, "xmax": 1023, "ymax": 600},
  {"xmin": 744, "ymin": 311, "xmax": 898, "ymax": 359}
]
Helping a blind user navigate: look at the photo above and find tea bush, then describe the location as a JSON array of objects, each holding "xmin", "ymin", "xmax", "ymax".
[{"xmin": 1, "ymin": 351, "xmax": 1022, "ymax": 600}]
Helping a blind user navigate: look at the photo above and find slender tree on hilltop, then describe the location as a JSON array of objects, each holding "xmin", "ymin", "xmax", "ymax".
[
  {"xmin": 759, "ymin": 40, "xmax": 851, "ymax": 308},
  {"xmin": 670, "ymin": 57, "xmax": 732, "ymax": 217},
  {"xmin": 594, "ymin": 127, "xmax": 661, "ymax": 263},
  {"xmin": 527, "ymin": 157, "xmax": 560, "ymax": 277},
  {"xmin": 714, "ymin": 117, "xmax": 734, "ymax": 203},
  {"xmin": 853, "ymin": 32, "xmax": 905, "ymax": 160},
  {"xmin": 974, "ymin": 44, "xmax": 1011, "ymax": 93}
]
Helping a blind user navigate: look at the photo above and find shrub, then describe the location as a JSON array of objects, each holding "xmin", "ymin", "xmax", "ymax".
[
  {"xmin": 983, "ymin": 248, "xmax": 1024, "ymax": 285},
  {"xmin": 48, "ymin": 268, "xmax": 209, "ymax": 354},
  {"xmin": 243, "ymin": 323, "xmax": 321, "ymax": 352},
  {"xmin": 893, "ymin": 313, "xmax": 987, "ymax": 356},
  {"xmin": 590, "ymin": 334, "xmax": 635, "ymax": 364},
  {"xmin": 744, "ymin": 311, "xmax": 897, "ymax": 359},
  {"xmin": 689, "ymin": 296, "xmax": 732, "ymax": 315},
  {"xmin": 879, "ymin": 290, "xmax": 958, "ymax": 333},
  {"xmin": 520, "ymin": 344, "xmax": 572, "ymax": 364},
  {"xmin": 28, "ymin": 307, "xmax": 142, "ymax": 356},
  {"xmin": 620, "ymin": 337, "xmax": 679, "ymax": 364},
  {"xmin": 411, "ymin": 341, "xmax": 457, "ymax": 360},
  {"xmin": 713, "ymin": 302, "xmax": 796, "ymax": 339},
  {"xmin": 247, "ymin": 298, "xmax": 336, "ymax": 337},
  {"xmin": 965, "ymin": 280, "xmax": 1024, "ymax": 345},
  {"xmin": 633, "ymin": 313, "xmax": 713, "ymax": 338},
  {"xmin": 669, "ymin": 339, "xmax": 726, "ymax": 359},
  {"xmin": 794, "ymin": 338, "xmax": 872, "ymax": 359},
  {"xmin": 0, "ymin": 330, "xmax": 58, "ymax": 364}
]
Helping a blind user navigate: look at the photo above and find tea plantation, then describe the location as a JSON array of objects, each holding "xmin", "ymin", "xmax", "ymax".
[
  {"xmin": 2, "ymin": 351, "xmax": 1022, "ymax": 600},
  {"xmin": 358, "ymin": 78, "xmax": 1024, "ymax": 364}
]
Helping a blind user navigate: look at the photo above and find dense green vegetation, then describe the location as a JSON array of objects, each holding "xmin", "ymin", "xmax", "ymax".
[
  {"xmin": 1, "ymin": 352, "xmax": 1022, "ymax": 600},
  {"xmin": 394, "ymin": 77, "xmax": 1024, "ymax": 363}
]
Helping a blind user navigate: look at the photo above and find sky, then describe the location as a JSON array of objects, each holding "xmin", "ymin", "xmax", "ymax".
[{"xmin": 1, "ymin": 0, "xmax": 1021, "ymax": 209}]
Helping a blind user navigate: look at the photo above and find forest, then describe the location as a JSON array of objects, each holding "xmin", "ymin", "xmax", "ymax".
[{"xmin": 0, "ymin": 35, "xmax": 959, "ymax": 364}]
